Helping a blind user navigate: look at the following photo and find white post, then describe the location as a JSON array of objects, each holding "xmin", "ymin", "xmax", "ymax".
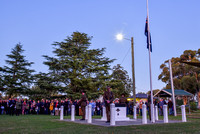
[
  {"xmin": 134, "ymin": 106, "xmax": 137, "ymax": 119},
  {"xmin": 60, "ymin": 106, "xmax": 64, "ymax": 120},
  {"xmin": 181, "ymin": 105, "xmax": 187, "ymax": 122},
  {"xmin": 155, "ymin": 106, "xmax": 159, "ymax": 121},
  {"xmin": 87, "ymin": 105, "xmax": 92, "ymax": 123},
  {"xmin": 142, "ymin": 104, "xmax": 147, "ymax": 124},
  {"xmin": 71, "ymin": 105, "xmax": 75, "ymax": 121},
  {"xmin": 85, "ymin": 106, "xmax": 88, "ymax": 120},
  {"xmin": 163, "ymin": 105, "xmax": 168, "ymax": 123},
  {"xmin": 151, "ymin": 104, "xmax": 155, "ymax": 123},
  {"xmin": 110, "ymin": 103, "xmax": 115, "ymax": 126},
  {"xmin": 101, "ymin": 106, "xmax": 107, "ymax": 121}
]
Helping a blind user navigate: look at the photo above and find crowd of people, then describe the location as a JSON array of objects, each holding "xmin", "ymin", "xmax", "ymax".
[
  {"xmin": 0, "ymin": 94, "xmax": 174, "ymax": 118},
  {"xmin": 0, "ymin": 98, "xmax": 105, "ymax": 116},
  {"xmin": 135, "ymin": 98, "xmax": 174, "ymax": 117}
]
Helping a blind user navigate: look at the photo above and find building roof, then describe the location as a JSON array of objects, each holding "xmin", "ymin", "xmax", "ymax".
[
  {"xmin": 154, "ymin": 89, "xmax": 193, "ymax": 97},
  {"xmin": 129, "ymin": 94, "xmax": 148, "ymax": 99}
]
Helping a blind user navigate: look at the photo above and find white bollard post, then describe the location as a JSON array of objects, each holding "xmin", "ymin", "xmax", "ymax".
[
  {"xmin": 87, "ymin": 105, "xmax": 92, "ymax": 123},
  {"xmin": 60, "ymin": 106, "xmax": 64, "ymax": 120},
  {"xmin": 155, "ymin": 106, "xmax": 159, "ymax": 121},
  {"xmin": 110, "ymin": 103, "xmax": 115, "ymax": 126},
  {"xmin": 151, "ymin": 104, "xmax": 155, "ymax": 123},
  {"xmin": 134, "ymin": 106, "xmax": 137, "ymax": 119},
  {"xmin": 71, "ymin": 105, "xmax": 75, "ymax": 121},
  {"xmin": 85, "ymin": 106, "xmax": 88, "ymax": 120},
  {"xmin": 142, "ymin": 104, "xmax": 147, "ymax": 124},
  {"xmin": 101, "ymin": 106, "xmax": 107, "ymax": 121},
  {"xmin": 181, "ymin": 105, "xmax": 187, "ymax": 122},
  {"xmin": 163, "ymin": 105, "xmax": 168, "ymax": 123}
]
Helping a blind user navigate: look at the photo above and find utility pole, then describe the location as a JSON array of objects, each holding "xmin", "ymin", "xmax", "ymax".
[{"xmin": 131, "ymin": 37, "xmax": 136, "ymax": 105}]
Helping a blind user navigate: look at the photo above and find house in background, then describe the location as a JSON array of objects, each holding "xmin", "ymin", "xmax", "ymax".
[
  {"xmin": 127, "ymin": 93, "xmax": 148, "ymax": 103},
  {"xmin": 153, "ymin": 89, "xmax": 193, "ymax": 105}
]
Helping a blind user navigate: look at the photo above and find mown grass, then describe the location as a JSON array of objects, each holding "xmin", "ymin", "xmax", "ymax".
[{"xmin": 0, "ymin": 111, "xmax": 200, "ymax": 134}]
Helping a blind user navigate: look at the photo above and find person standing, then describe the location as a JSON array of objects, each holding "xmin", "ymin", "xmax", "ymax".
[
  {"xmin": 16, "ymin": 99, "xmax": 22, "ymax": 116},
  {"xmin": 103, "ymin": 86, "xmax": 114, "ymax": 123},
  {"xmin": 49, "ymin": 100, "xmax": 54, "ymax": 115},
  {"xmin": 147, "ymin": 92, "xmax": 151, "ymax": 121},
  {"xmin": 40, "ymin": 99, "xmax": 45, "ymax": 114},
  {"xmin": 36, "ymin": 100, "xmax": 40, "ymax": 115},
  {"xmin": 159, "ymin": 98, "xmax": 164, "ymax": 116},
  {"xmin": 168, "ymin": 99, "xmax": 173, "ymax": 115},
  {"xmin": 79, "ymin": 91, "xmax": 87, "ymax": 120},
  {"xmin": 64, "ymin": 99, "xmax": 69, "ymax": 116},
  {"xmin": 96, "ymin": 100, "xmax": 101, "ymax": 116},
  {"xmin": 44, "ymin": 100, "xmax": 49, "ymax": 115}
]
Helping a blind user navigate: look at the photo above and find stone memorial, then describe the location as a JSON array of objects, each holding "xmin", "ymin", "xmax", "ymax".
[{"xmin": 114, "ymin": 104, "xmax": 130, "ymax": 121}]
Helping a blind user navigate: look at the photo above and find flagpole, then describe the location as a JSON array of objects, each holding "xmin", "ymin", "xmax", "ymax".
[{"xmin": 147, "ymin": 0, "xmax": 154, "ymax": 123}]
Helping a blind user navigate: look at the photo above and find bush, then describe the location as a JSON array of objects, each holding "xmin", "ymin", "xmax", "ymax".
[
  {"xmin": 176, "ymin": 99, "xmax": 183, "ymax": 106},
  {"xmin": 190, "ymin": 101, "xmax": 197, "ymax": 111}
]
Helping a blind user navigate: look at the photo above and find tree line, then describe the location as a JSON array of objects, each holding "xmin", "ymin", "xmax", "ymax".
[
  {"xmin": 1, "ymin": 31, "xmax": 199, "ymax": 100},
  {"xmin": 158, "ymin": 49, "xmax": 200, "ymax": 95},
  {"xmin": 0, "ymin": 32, "xmax": 132, "ymax": 100}
]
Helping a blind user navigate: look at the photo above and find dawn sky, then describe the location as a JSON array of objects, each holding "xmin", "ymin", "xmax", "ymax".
[{"xmin": 0, "ymin": 0, "xmax": 200, "ymax": 93}]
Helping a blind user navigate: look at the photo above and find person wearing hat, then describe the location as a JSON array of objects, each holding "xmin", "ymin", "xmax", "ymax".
[
  {"xmin": 103, "ymin": 86, "xmax": 114, "ymax": 123},
  {"xmin": 79, "ymin": 90, "xmax": 87, "ymax": 120},
  {"xmin": 119, "ymin": 93, "xmax": 127, "ymax": 106}
]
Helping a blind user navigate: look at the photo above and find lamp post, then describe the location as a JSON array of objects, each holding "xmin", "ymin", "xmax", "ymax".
[{"xmin": 116, "ymin": 34, "xmax": 136, "ymax": 105}]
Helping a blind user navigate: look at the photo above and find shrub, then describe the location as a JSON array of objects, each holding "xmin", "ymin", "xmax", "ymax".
[{"xmin": 190, "ymin": 101, "xmax": 197, "ymax": 111}]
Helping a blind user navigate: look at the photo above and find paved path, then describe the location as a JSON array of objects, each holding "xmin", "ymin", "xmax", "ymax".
[{"xmin": 61, "ymin": 119, "xmax": 182, "ymax": 127}]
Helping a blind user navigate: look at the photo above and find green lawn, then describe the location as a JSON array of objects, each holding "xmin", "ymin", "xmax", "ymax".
[{"xmin": 0, "ymin": 112, "xmax": 200, "ymax": 134}]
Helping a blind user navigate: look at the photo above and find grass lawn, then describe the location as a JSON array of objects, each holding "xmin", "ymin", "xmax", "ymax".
[{"xmin": 0, "ymin": 112, "xmax": 200, "ymax": 134}]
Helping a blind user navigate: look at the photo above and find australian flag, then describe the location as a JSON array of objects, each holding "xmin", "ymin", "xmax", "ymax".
[{"xmin": 145, "ymin": 17, "xmax": 152, "ymax": 52}]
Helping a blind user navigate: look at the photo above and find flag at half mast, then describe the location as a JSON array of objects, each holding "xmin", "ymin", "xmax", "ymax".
[{"xmin": 145, "ymin": 17, "xmax": 152, "ymax": 52}]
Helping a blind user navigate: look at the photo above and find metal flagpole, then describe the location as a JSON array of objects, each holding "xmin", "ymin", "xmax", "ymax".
[
  {"xmin": 169, "ymin": 59, "xmax": 177, "ymax": 116},
  {"xmin": 147, "ymin": 0, "xmax": 154, "ymax": 123}
]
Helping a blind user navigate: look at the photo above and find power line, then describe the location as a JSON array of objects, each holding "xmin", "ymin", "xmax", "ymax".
[{"xmin": 120, "ymin": 46, "xmax": 131, "ymax": 65}]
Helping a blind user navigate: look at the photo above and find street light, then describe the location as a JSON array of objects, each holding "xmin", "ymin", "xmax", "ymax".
[{"xmin": 116, "ymin": 33, "xmax": 136, "ymax": 106}]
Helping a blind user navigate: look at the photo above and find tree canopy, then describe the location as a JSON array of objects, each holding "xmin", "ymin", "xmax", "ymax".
[
  {"xmin": 42, "ymin": 32, "xmax": 115, "ymax": 100},
  {"xmin": 109, "ymin": 64, "xmax": 132, "ymax": 98},
  {"xmin": 158, "ymin": 49, "xmax": 200, "ymax": 94},
  {"xmin": 0, "ymin": 32, "xmax": 133, "ymax": 100},
  {"xmin": 0, "ymin": 43, "xmax": 35, "ymax": 97}
]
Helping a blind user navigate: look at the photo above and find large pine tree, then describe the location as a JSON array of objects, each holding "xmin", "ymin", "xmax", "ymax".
[
  {"xmin": 44, "ymin": 32, "xmax": 114, "ymax": 99},
  {"xmin": 43, "ymin": 32, "xmax": 114, "ymax": 100},
  {"xmin": 0, "ymin": 43, "xmax": 35, "ymax": 97}
]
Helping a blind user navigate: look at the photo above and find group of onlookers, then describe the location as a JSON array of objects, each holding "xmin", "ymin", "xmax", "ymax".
[
  {"xmin": 0, "ymin": 98, "xmax": 72, "ymax": 116},
  {"xmin": 0, "ymin": 97, "xmax": 173, "ymax": 117},
  {"xmin": 135, "ymin": 98, "xmax": 174, "ymax": 116},
  {"xmin": 0, "ymin": 98, "xmax": 105, "ymax": 116}
]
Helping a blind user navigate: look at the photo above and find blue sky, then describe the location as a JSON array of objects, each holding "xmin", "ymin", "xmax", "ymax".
[{"xmin": 0, "ymin": 1, "xmax": 200, "ymax": 93}]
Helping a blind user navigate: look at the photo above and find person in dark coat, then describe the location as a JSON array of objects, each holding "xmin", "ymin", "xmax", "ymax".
[
  {"xmin": 44, "ymin": 100, "xmax": 50, "ymax": 115},
  {"xmin": 74, "ymin": 100, "xmax": 79, "ymax": 116},
  {"xmin": 168, "ymin": 99, "xmax": 173, "ymax": 115},
  {"xmin": 36, "ymin": 100, "xmax": 40, "ymax": 115},
  {"xmin": 9, "ymin": 98, "xmax": 15, "ymax": 116},
  {"xmin": 64, "ymin": 99, "xmax": 69, "ymax": 116},
  {"xmin": 147, "ymin": 92, "xmax": 151, "ymax": 121},
  {"xmin": 40, "ymin": 99, "xmax": 45, "ymax": 114},
  {"xmin": 119, "ymin": 93, "xmax": 127, "ymax": 105},
  {"xmin": 103, "ymin": 86, "xmax": 114, "ymax": 123},
  {"xmin": 79, "ymin": 91, "xmax": 87, "ymax": 120},
  {"xmin": 96, "ymin": 100, "xmax": 101, "ymax": 115}
]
